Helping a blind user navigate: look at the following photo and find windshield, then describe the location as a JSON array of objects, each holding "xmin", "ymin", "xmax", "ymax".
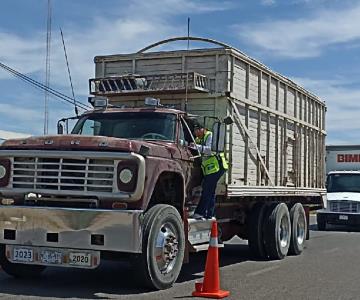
[
  {"xmin": 327, "ymin": 174, "xmax": 360, "ymax": 193},
  {"xmin": 72, "ymin": 112, "xmax": 176, "ymax": 141}
]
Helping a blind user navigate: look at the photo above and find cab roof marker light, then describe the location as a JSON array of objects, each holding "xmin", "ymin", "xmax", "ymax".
[{"xmin": 88, "ymin": 96, "xmax": 108, "ymax": 109}]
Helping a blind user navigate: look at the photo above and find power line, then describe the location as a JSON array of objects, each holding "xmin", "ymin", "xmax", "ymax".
[
  {"xmin": 0, "ymin": 61, "xmax": 91, "ymax": 111},
  {"xmin": 60, "ymin": 27, "xmax": 79, "ymax": 117}
]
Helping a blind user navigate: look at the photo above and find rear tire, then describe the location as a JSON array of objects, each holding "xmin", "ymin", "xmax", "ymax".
[
  {"xmin": 133, "ymin": 204, "xmax": 185, "ymax": 290},
  {"xmin": 248, "ymin": 203, "xmax": 267, "ymax": 259},
  {"xmin": 264, "ymin": 203, "xmax": 291, "ymax": 260},
  {"xmin": 0, "ymin": 245, "xmax": 45, "ymax": 278},
  {"xmin": 289, "ymin": 203, "xmax": 307, "ymax": 255}
]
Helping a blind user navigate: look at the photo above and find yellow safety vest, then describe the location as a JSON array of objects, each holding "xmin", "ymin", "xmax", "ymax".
[{"xmin": 195, "ymin": 131, "xmax": 228, "ymax": 175}]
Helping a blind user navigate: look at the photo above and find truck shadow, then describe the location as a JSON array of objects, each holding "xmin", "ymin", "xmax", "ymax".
[
  {"xmin": 177, "ymin": 243, "xmax": 251, "ymax": 283},
  {"xmin": 0, "ymin": 243, "xmax": 254, "ymax": 298},
  {"xmin": 312, "ymin": 223, "xmax": 360, "ymax": 233}
]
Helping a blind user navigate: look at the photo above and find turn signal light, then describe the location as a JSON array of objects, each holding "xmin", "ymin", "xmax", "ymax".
[
  {"xmin": 112, "ymin": 202, "xmax": 128, "ymax": 209},
  {"xmin": 1, "ymin": 198, "xmax": 14, "ymax": 205}
]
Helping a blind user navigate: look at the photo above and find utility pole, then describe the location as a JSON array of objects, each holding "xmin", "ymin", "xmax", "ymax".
[{"xmin": 44, "ymin": 0, "xmax": 52, "ymax": 135}]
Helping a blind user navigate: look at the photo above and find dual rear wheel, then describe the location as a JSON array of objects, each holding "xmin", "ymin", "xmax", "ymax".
[{"xmin": 248, "ymin": 202, "xmax": 307, "ymax": 260}]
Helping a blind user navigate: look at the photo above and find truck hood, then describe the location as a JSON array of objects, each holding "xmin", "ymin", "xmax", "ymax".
[
  {"xmin": 0, "ymin": 135, "xmax": 180, "ymax": 159},
  {"xmin": 327, "ymin": 192, "xmax": 360, "ymax": 202}
]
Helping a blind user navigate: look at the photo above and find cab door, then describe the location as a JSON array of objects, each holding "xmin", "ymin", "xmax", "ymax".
[{"xmin": 177, "ymin": 116, "xmax": 202, "ymax": 207}]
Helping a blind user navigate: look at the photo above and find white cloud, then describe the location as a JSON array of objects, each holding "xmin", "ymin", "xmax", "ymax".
[
  {"xmin": 233, "ymin": 3, "xmax": 360, "ymax": 58},
  {"xmin": 261, "ymin": 0, "xmax": 276, "ymax": 6},
  {"xmin": 0, "ymin": 0, "xmax": 231, "ymax": 93},
  {"xmin": 0, "ymin": 103, "xmax": 40, "ymax": 123},
  {"xmin": 0, "ymin": 0, "xmax": 231, "ymax": 134},
  {"xmin": 293, "ymin": 76, "xmax": 360, "ymax": 143},
  {"xmin": 0, "ymin": 32, "xmax": 44, "ymax": 79},
  {"xmin": 125, "ymin": 0, "xmax": 233, "ymax": 16}
]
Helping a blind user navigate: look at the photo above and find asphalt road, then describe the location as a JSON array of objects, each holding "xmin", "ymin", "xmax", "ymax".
[{"xmin": 1, "ymin": 217, "xmax": 360, "ymax": 300}]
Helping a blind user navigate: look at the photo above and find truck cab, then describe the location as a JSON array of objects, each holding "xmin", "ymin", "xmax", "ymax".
[
  {"xmin": 317, "ymin": 171, "xmax": 360, "ymax": 230},
  {"xmin": 0, "ymin": 99, "xmax": 225, "ymax": 290},
  {"xmin": 317, "ymin": 145, "xmax": 360, "ymax": 230}
]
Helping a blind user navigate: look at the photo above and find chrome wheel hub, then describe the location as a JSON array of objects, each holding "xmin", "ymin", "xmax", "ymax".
[
  {"xmin": 297, "ymin": 214, "xmax": 306, "ymax": 245},
  {"xmin": 279, "ymin": 215, "xmax": 290, "ymax": 248},
  {"xmin": 154, "ymin": 223, "xmax": 179, "ymax": 274}
]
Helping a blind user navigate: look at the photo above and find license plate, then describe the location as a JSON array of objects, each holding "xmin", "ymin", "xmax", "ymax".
[
  {"xmin": 13, "ymin": 247, "xmax": 33, "ymax": 263},
  {"xmin": 69, "ymin": 252, "xmax": 92, "ymax": 267},
  {"xmin": 40, "ymin": 249, "xmax": 62, "ymax": 265},
  {"xmin": 339, "ymin": 215, "xmax": 349, "ymax": 220}
]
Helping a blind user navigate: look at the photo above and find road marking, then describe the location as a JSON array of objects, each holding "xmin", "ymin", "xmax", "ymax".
[
  {"xmin": 323, "ymin": 247, "xmax": 339, "ymax": 254},
  {"xmin": 246, "ymin": 265, "xmax": 279, "ymax": 277},
  {"xmin": 94, "ymin": 293, "xmax": 125, "ymax": 298}
]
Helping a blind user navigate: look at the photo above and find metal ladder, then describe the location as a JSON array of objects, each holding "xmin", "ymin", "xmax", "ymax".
[{"xmin": 89, "ymin": 72, "xmax": 210, "ymax": 95}]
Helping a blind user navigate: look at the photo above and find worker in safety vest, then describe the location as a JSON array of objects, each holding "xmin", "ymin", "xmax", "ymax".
[{"xmin": 191, "ymin": 122, "xmax": 228, "ymax": 219}]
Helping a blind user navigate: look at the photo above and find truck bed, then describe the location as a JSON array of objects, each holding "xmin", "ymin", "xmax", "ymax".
[{"xmin": 92, "ymin": 39, "xmax": 326, "ymax": 197}]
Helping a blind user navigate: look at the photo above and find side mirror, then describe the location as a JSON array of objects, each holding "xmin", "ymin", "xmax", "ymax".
[
  {"xmin": 57, "ymin": 122, "xmax": 64, "ymax": 135},
  {"xmin": 211, "ymin": 121, "xmax": 226, "ymax": 153},
  {"xmin": 57, "ymin": 115, "xmax": 80, "ymax": 135}
]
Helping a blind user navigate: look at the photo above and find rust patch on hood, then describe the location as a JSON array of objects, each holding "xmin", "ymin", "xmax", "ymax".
[{"xmin": 0, "ymin": 135, "xmax": 181, "ymax": 159}]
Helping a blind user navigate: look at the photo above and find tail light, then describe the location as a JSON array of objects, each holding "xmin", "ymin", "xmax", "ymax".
[
  {"xmin": 0, "ymin": 159, "xmax": 10, "ymax": 187},
  {"xmin": 117, "ymin": 161, "xmax": 138, "ymax": 192}
]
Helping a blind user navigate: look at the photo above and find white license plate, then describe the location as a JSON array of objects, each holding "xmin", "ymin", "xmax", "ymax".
[
  {"xmin": 13, "ymin": 247, "xmax": 33, "ymax": 263},
  {"xmin": 339, "ymin": 215, "xmax": 349, "ymax": 220},
  {"xmin": 40, "ymin": 250, "xmax": 62, "ymax": 265},
  {"xmin": 69, "ymin": 252, "xmax": 92, "ymax": 267}
]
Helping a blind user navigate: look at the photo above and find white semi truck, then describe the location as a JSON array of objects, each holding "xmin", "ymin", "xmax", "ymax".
[{"xmin": 317, "ymin": 145, "xmax": 360, "ymax": 230}]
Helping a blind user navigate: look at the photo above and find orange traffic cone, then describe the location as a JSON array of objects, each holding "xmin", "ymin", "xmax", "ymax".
[{"xmin": 192, "ymin": 221, "xmax": 230, "ymax": 299}]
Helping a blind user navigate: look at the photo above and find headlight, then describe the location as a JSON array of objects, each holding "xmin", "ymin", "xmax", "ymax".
[
  {"xmin": 0, "ymin": 159, "xmax": 10, "ymax": 187},
  {"xmin": 119, "ymin": 168, "xmax": 133, "ymax": 184},
  {"xmin": 0, "ymin": 165, "xmax": 6, "ymax": 179},
  {"xmin": 117, "ymin": 161, "xmax": 138, "ymax": 192}
]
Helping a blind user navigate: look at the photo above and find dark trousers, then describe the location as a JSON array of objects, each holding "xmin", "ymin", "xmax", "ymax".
[{"xmin": 194, "ymin": 168, "xmax": 225, "ymax": 218}]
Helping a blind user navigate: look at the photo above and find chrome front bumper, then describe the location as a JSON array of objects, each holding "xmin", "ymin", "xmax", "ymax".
[{"xmin": 0, "ymin": 206, "xmax": 143, "ymax": 253}]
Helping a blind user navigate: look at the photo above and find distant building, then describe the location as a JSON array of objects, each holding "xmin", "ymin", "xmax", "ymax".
[{"xmin": 0, "ymin": 130, "xmax": 31, "ymax": 144}]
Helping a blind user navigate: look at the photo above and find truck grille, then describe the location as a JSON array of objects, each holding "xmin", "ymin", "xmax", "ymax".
[
  {"xmin": 329, "ymin": 201, "xmax": 360, "ymax": 213},
  {"xmin": 12, "ymin": 157, "xmax": 115, "ymax": 193}
]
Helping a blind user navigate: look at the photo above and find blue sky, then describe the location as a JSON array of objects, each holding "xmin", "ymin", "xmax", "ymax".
[{"xmin": 0, "ymin": 0, "xmax": 359, "ymax": 144}]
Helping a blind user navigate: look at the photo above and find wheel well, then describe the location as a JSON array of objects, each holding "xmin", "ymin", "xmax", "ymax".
[{"xmin": 148, "ymin": 172, "xmax": 184, "ymax": 216}]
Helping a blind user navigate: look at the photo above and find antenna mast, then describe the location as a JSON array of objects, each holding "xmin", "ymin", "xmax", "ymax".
[
  {"xmin": 44, "ymin": 0, "xmax": 52, "ymax": 134},
  {"xmin": 184, "ymin": 17, "xmax": 190, "ymax": 112},
  {"xmin": 60, "ymin": 28, "xmax": 79, "ymax": 117}
]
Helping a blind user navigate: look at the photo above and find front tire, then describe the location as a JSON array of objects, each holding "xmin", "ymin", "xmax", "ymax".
[
  {"xmin": 289, "ymin": 203, "xmax": 307, "ymax": 255},
  {"xmin": 0, "ymin": 245, "xmax": 45, "ymax": 278},
  {"xmin": 134, "ymin": 204, "xmax": 185, "ymax": 290},
  {"xmin": 264, "ymin": 203, "xmax": 291, "ymax": 260}
]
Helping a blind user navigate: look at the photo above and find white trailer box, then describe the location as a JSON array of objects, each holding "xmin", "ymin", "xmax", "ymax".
[
  {"xmin": 326, "ymin": 145, "xmax": 360, "ymax": 173},
  {"xmin": 318, "ymin": 145, "xmax": 360, "ymax": 229}
]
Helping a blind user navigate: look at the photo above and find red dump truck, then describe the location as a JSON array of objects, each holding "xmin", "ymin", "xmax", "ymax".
[{"xmin": 0, "ymin": 37, "xmax": 326, "ymax": 289}]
